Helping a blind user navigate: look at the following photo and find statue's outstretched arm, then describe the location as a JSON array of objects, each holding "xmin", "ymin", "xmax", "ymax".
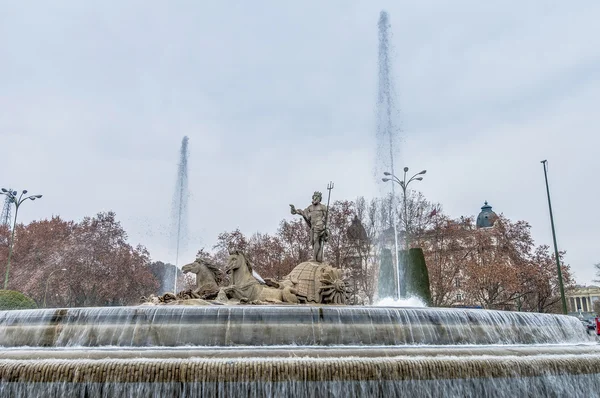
[
  {"xmin": 290, "ymin": 204, "xmax": 311, "ymax": 227},
  {"xmin": 290, "ymin": 204, "xmax": 305, "ymax": 216}
]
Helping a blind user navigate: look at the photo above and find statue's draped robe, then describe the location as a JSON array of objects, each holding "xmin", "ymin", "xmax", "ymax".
[{"xmin": 300, "ymin": 203, "xmax": 327, "ymax": 246}]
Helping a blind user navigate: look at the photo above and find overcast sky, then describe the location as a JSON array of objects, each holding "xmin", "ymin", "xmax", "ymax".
[{"xmin": 1, "ymin": 1, "xmax": 599, "ymax": 284}]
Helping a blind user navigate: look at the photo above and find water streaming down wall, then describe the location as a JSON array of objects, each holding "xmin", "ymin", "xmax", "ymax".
[
  {"xmin": 0, "ymin": 306, "xmax": 593, "ymax": 347},
  {"xmin": 2, "ymin": 356, "xmax": 600, "ymax": 397},
  {"xmin": 169, "ymin": 136, "xmax": 190, "ymax": 293},
  {"xmin": 0, "ymin": 306, "xmax": 598, "ymax": 396}
]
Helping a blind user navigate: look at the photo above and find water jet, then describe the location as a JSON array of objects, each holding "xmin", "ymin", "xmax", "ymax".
[{"xmin": 170, "ymin": 136, "xmax": 189, "ymax": 294}]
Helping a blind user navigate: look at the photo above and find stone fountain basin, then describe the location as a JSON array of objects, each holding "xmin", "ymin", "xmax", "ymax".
[
  {"xmin": 1, "ymin": 345, "xmax": 600, "ymax": 394},
  {"xmin": 0, "ymin": 305, "xmax": 592, "ymax": 347},
  {"xmin": 0, "ymin": 306, "xmax": 598, "ymax": 396}
]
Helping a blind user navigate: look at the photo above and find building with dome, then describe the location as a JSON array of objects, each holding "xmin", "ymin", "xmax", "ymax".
[
  {"xmin": 476, "ymin": 201, "xmax": 498, "ymax": 229},
  {"xmin": 448, "ymin": 201, "xmax": 502, "ymax": 308}
]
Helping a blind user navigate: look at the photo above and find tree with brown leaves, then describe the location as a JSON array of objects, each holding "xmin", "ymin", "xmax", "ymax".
[
  {"xmin": 454, "ymin": 216, "xmax": 535, "ymax": 310},
  {"xmin": 1, "ymin": 212, "xmax": 158, "ymax": 307},
  {"xmin": 414, "ymin": 215, "xmax": 472, "ymax": 307},
  {"xmin": 519, "ymin": 245, "xmax": 573, "ymax": 313}
]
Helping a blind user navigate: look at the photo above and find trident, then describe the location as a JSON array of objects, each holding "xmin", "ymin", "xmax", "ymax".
[{"xmin": 323, "ymin": 182, "xmax": 334, "ymax": 253}]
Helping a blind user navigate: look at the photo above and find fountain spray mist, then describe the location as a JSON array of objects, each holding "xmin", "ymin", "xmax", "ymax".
[
  {"xmin": 375, "ymin": 11, "xmax": 400, "ymax": 177},
  {"xmin": 170, "ymin": 136, "xmax": 189, "ymax": 293},
  {"xmin": 376, "ymin": 11, "xmax": 403, "ymax": 300}
]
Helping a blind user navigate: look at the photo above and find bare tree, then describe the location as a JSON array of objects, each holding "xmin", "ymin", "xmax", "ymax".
[
  {"xmin": 594, "ymin": 263, "xmax": 600, "ymax": 283},
  {"xmin": 348, "ymin": 197, "xmax": 379, "ymax": 304}
]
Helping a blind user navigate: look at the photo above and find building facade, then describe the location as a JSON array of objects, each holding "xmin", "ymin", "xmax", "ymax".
[{"xmin": 567, "ymin": 285, "xmax": 600, "ymax": 316}]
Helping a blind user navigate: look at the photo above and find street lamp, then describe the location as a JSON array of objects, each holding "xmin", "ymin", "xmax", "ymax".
[
  {"xmin": 0, "ymin": 188, "xmax": 43, "ymax": 289},
  {"xmin": 382, "ymin": 167, "xmax": 426, "ymax": 298},
  {"xmin": 540, "ymin": 160, "xmax": 567, "ymax": 315},
  {"xmin": 382, "ymin": 167, "xmax": 426, "ymax": 250},
  {"xmin": 43, "ymin": 268, "xmax": 66, "ymax": 308}
]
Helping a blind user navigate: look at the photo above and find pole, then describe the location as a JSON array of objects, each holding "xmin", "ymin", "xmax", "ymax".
[
  {"xmin": 322, "ymin": 182, "xmax": 334, "ymax": 257},
  {"xmin": 1, "ymin": 189, "xmax": 42, "ymax": 290},
  {"xmin": 324, "ymin": 182, "xmax": 334, "ymax": 229},
  {"xmin": 401, "ymin": 181, "xmax": 409, "ymax": 299},
  {"xmin": 541, "ymin": 160, "xmax": 567, "ymax": 315},
  {"xmin": 389, "ymin": 176, "xmax": 400, "ymax": 300},
  {"xmin": 403, "ymin": 170, "xmax": 409, "ymax": 251},
  {"xmin": 383, "ymin": 168, "xmax": 425, "ymax": 300},
  {"xmin": 4, "ymin": 204, "xmax": 19, "ymax": 289}
]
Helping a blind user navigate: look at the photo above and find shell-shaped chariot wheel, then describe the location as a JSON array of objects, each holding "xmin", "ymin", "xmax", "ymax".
[{"xmin": 319, "ymin": 268, "xmax": 350, "ymax": 304}]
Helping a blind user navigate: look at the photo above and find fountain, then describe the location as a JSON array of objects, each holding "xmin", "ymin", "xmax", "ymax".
[
  {"xmin": 0, "ymin": 190, "xmax": 599, "ymax": 397},
  {"xmin": 1, "ymin": 12, "xmax": 599, "ymax": 398}
]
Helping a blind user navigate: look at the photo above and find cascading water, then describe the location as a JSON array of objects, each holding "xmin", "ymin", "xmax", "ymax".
[
  {"xmin": 170, "ymin": 136, "xmax": 189, "ymax": 293},
  {"xmin": 0, "ymin": 306, "xmax": 592, "ymax": 347},
  {"xmin": 0, "ymin": 306, "xmax": 599, "ymax": 397}
]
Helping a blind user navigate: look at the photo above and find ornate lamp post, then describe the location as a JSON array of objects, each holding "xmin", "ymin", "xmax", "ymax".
[
  {"xmin": 540, "ymin": 160, "xmax": 567, "ymax": 315},
  {"xmin": 383, "ymin": 167, "xmax": 426, "ymax": 250},
  {"xmin": 382, "ymin": 167, "xmax": 426, "ymax": 298},
  {"xmin": 0, "ymin": 188, "xmax": 43, "ymax": 289},
  {"xmin": 43, "ymin": 268, "xmax": 66, "ymax": 308}
]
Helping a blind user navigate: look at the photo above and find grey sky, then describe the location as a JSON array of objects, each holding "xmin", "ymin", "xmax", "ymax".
[{"xmin": 1, "ymin": 2, "xmax": 599, "ymax": 283}]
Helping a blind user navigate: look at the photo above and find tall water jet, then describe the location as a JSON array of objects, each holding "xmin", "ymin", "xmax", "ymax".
[
  {"xmin": 376, "ymin": 10, "xmax": 403, "ymax": 299},
  {"xmin": 375, "ymin": 11, "xmax": 400, "ymax": 176},
  {"xmin": 170, "ymin": 136, "xmax": 189, "ymax": 293}
]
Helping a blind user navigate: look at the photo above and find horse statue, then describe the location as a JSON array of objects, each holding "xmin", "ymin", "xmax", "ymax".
[
  {"xmin": 218, "ymin": 250, "xmax": 299, "ymax": 304},
  {"xmin": 181, "ymin": 258, "xmax": 225, "ymax": 298},
  {"xmin": 141, "ymin": 250, "xmax": 348, "ymax": 306},
  {"xmin": 145, "ymin": 258, "xmax": 225, "ymax": 304}
]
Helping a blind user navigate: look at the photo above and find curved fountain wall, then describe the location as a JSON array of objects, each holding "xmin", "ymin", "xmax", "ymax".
[
  {"xmin": 0, "ymin": 306, "xmax": 592, "ymax": 347},
  {"xmin": 0, "ymin": 306, "xmax": 598, "ymax": 397}
]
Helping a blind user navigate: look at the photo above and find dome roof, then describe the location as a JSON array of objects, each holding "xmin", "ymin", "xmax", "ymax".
[{"xmin": 476, "ymin": 201, "xmax": 498, "ymax": 228}]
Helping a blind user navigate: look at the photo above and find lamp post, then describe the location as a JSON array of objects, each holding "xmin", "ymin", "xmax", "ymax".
[
  {"xmin": 383, "ymin": 167, "xmax": 426, "ymax": 250},
  {"xmin": 43, "ymin": 268, "xmax": 66, "ymax": 308},
  {"xmin": 0, "ymin": 189, "xmax": 43, "ymax": 289},
  {"xmin": 382, "ymin": 167, "xmax": 426, "ymax": 298},
  {"xmin": 540, "ymin": 160, "xmax": 568, "ymax": 315}
]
